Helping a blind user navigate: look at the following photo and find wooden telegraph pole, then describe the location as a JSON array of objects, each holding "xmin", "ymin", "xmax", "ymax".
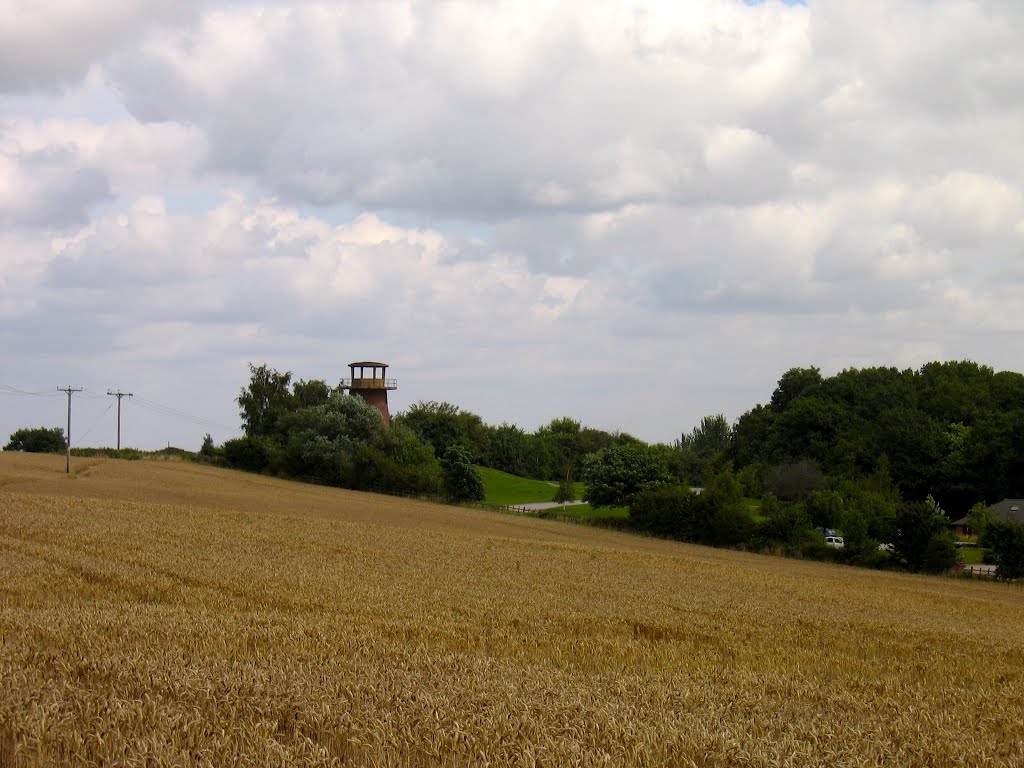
[
  {"xmin": 58, "ymin": 386, "xmax": 82, "ymax": 473},
  {"xmin": 107, "ymin": 390, "xmax": 133, "ymax": 450}
]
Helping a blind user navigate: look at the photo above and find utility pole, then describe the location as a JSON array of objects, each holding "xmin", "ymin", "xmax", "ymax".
[
  {"xmin": 107, "ymin": 390, "xmax": 133, "ymax": 450},
  {"xmin": 58, "ymin": 386, "xmax": 82, "ymax": 474}
]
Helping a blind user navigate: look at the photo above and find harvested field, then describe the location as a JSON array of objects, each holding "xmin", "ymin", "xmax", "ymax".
[{"xmin": 1, "ymin": 452, "xmax": 1023, "ymax": 767}]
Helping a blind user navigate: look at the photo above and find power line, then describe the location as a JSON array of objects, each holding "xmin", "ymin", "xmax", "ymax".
[
  {"xmin": 3, "ymin": 382, "xmax": 240, "ymax": 441},
  {"xmin": 130, "ymin": 395, "xmax": 239, "ymax": 433},
  {"xmin": 107, "ymin": 390, "xmax": 133, "ymax": 450},
  {"xmin": 57, "ymin": 386, "xmax": 82, "ymax": 474},
  {"xmin": 0, "ymin": 383, "xmax": 61, "ymax": 398},
  {"xmin": 77, "ymin": 402, "xmax": 115, "ymax": 444}
]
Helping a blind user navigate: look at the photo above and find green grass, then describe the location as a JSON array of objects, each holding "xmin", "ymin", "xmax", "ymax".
[
  {"xmin": 477, "ymin": 467, "xmax": 561, "ymax": 505},
  {"xmin": 549, "ymin": 504, "xmax": 629, "ymax": 521},
  {"xmin": 957, "ymin": 546, "xmax": 987, "ymax": 565}
]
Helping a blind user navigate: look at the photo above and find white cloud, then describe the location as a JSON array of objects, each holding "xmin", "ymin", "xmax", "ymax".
[{"xmin": 2, "ymin": 0, "xmax": 1024, "ymax": 449}]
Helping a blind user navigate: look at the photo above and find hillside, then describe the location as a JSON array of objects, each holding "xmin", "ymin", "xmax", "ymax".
[{"xmin": 2, "ymin": 453, "xmax": 1023, "ymax": 766}]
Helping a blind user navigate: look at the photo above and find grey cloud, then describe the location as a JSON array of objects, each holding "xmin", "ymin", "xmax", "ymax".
[
  {"xmin": 25, "ymin": 167, "xmax": 112, "ymax": 228},
  {"xmin": 0, "ymin": 1, "xmax": 207, "ymax": 93}
]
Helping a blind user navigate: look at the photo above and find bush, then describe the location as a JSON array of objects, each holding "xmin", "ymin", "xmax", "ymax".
[
  {"xmin": 630, "ymin": 485, "xmax": 695, "ymax": 537},
  {"xmin": 343, "ymin": 445, "xmax": 436, "ymax": 496},
  {"xmin": 223, "ymin": 436, "xmax": 277, "ymax": 472},
  {"xmin": 5, "ymin": 427, "xmax": 66, "ymax": 453},
  {"xmin": 922, "ymin": 532, "xmax": 958, "ymax": 573}
]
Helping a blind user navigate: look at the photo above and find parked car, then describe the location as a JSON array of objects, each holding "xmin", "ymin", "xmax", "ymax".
[
  {"xmin": 878, "ymin": 543, "xmax": 895, "ymax": 552},
  {"xmin": 824, "ymin": 536, "xmax": 845, "ymax": 549}
]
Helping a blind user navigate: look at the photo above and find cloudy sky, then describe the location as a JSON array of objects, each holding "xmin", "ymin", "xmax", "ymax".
[{"xmin": 2, "ymin": 0, "xmax": 1022, "ymax": 451}]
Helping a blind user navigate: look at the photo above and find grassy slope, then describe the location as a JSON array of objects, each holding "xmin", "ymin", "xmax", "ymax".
[
  {"xmin": 478, "ymin": 466, "xmax": 589, "ymax": 506},
  {"xmin": 477, "ymin": 465, "xmax": 558, "ymax": 505},
  {"xmin": 2, "ymin": 453, "xmax": 1024, "ymax": 766}
]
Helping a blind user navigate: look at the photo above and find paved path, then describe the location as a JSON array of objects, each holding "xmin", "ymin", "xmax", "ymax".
[{"xmin": 516, "ymin": 501, "xmax": 588, "ymax": 511}]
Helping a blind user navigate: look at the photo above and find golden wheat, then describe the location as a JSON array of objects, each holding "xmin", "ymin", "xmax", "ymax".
[{"xmin": 1, "ymin": 453, "xmax": 1023, "ymax": 767}]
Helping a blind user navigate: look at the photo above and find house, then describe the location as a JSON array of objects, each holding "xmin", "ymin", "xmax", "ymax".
[{"xmin": 951, "ymin": 499, "xmax": 1024, "ymax": 537}]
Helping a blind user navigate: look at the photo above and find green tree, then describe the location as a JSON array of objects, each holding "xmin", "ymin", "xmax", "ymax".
[
  {"xmin": 553, "ymin": 472, "xmax": 576, "ymax": 504},
  {"xmin": 680, "ymin": 414, "xmax": 732, "ymax": 458},
  {"xmin": 199, "ymin": 433, "xmax": 216, "ymax": 458},
  {"xmin": 982, "ymin": 520, "xmax": 1024, "ymax": 580},
  {"xmin": 395, "ymin": 401, "xmax": 487, "ymax": 462},
  {"xmin": 697, "ymin": 467, "xmax": 754, "ymax": 546},
  {"xmin": 484, "ymin": 422, "xmax": 530, "ymax": 476},
  {"xmin": 966, "ymin": 502, "xmax": 995, "ymax": 539},
  {"xmin": 894, "ymin": 496, "xmax": 955, "ymax": 572},
  {"xmin": 770, "ymin": 367, "xmax": 823, "ymax": 412},
  {"xmin": 238, "ymin": 363, "xmax": 295, "ymax": 437},
  {"xmin": 292, "ymin": 378, "xmax": 333, "ymax": 409},
  {"xmin": 5, "ymin": 427, "xmax": 66, "ymax": 453},
  {"xmin": 805, "ymin": 490, "xmax": 845, "ymax": 529},
  {"xmin": 763, "ymin": 460, "xmax": 827, "ymax": 501},
  {"xmin": 535, "ymin": 417, "xmax": 584, "ymax": 480},
  {"xmin": 582, "ymin": 443, "xmax": 672, "ymax": 508},
  {"xmin": 276, "ymin": 393, "xmax": 383, "ymax": 483},
  {"xmin": 442, "ymin": 445, "xmax": 485, "ymax": 502}
]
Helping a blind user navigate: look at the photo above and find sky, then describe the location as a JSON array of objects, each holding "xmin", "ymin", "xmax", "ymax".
[{"xmin": 1, "ymin": 0, "xmax": 1023, "ymax": 451}]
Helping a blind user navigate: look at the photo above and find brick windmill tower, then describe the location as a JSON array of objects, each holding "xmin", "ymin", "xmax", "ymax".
[{"xmin": 341, "ymin": 361, "xmax": 397, "ymax": 428}]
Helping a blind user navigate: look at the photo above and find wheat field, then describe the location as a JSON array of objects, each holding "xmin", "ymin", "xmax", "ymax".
[{"xmin": 1, "ymin": 453, "xmax": 1023, "ymax": 767}]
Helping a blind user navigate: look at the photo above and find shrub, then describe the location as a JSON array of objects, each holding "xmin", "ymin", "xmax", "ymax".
[
  {"xmin": 630, "ymin": 485, "xmax": 695, "ymax": 537},
  {"xmin": 223, "ymin": 436, "xmax": 277, "ymax": 472}
]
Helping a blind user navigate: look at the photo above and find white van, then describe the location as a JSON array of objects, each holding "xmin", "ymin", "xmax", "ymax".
[{"xmin": 824, "ymin": 536, "xmax": 845, "ymax": 549}]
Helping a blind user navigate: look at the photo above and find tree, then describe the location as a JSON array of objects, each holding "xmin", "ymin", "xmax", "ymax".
[
  {"xmin": 484, "ymin": 422, "xmax": 530, "ymax": 476},
  {"xmin": 292, "ymin": 378, "xmax": 333, "ymax": 409},
  {"xmin": 582, "ymin": 443, "xmax": 672, "ymax": 508},
  {"xmin": 395, "ymin": 401, "xmax": 487, "ymax": 462},
  {"xmin": 770, "ymin": 367, "xmax": 823, "ymax": 412},
  {"xmin": 894, "ymin": 496, "xmax": 956, "ymax": 572},
  {"xmin": 805, "ymin": 490, "xmax": 845, "ymax": 529},
  {"xmin": 763, "ymin": 460, "xmax": 827, "ymax": 501},
  {"xmin": 5, "ymin": 427, "xmax": 66, "ymax": 453},
  {"xmin": 535, "ymin": 417, "xmax": 584, "ymax": 480},
  {"xmin": 199, "ymin": 433, "xmax": 216, "ymax": 458},
  {"xmin": 697, "ymin": 467, "xmax": 755, "ymax": 546},
  {"xmin": 982, "ymin": 520, "xmax": 1024, "ymax": 580},
  {"xmin": 275, "ymin": 393, "xmax": 383, "ymax": 483},
  {"xmin": 238, "ymin": 363, "xmax": 295, "ymax": 437},
  {"xmin": 442, "ymin": 446, "xmax": 485, "ymax": 502},
  {"xmin": 675, "ymin": 413, "xmax": 732, "ymax": 486},
  {"xmin": 966, "ymin": 502, "xmax": 995, "ymax": 539},
  {"xmin": 554, "ymin": 474, "xmax": 576, "ymax": 504},
  {"xmin": 680, "ymin": 414, "xmax": 732, "ymax": 458}
]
